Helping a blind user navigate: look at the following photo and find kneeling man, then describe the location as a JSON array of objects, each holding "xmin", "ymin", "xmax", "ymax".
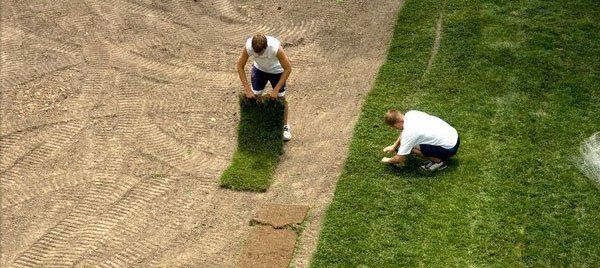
[{"xmin": 381, "ymin": 110, "xmax": 460, "ymax": 171}]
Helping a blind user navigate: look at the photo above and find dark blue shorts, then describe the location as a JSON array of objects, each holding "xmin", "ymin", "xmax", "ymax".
[
  {"xmin": 251, "ymin": 66, "xmax": 286, "ymax": 96},
  {"xmin": 420, "ymin": 136, "xmax": 460, "ymax": 159}
]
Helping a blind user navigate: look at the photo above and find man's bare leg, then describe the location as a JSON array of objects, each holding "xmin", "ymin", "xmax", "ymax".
[
  {"xmin": 280, "ymin": 96, "xmax": 291, "ymax": 141},
  {"xmin": 281, "ymin": 97, "xmax": 288, "ymax": 125}
]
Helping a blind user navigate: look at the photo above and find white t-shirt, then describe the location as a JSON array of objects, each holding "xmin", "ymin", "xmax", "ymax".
[
  {"xmin": 397, "ymin": 110, "xmax": 458, "ymax": 156},
  {"xmin": 245, "ymin": 36, "xmax": 283, "ymax": 74}
]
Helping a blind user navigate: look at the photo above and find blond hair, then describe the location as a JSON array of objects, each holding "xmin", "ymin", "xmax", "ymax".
[{"xmin": 384, "ymin": 110, "xmax": 401, "ymax": 126}]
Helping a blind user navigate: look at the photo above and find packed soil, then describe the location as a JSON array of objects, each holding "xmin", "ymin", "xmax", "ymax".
[
  {"xmin": 1, "ymin": 0, "xmax": 403, "ymax": 267},
  {"xmin": 251, "ymin": 204, "xmax": 309, "ymax": 229},
  {"xmin": 238, "ymin": 226, "xmax": 297, "ymax": 268}
]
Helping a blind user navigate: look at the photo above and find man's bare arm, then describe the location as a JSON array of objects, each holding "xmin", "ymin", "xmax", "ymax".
[
  {"xmin": 271, "ymin": 47, "xmax": 292, "ymax": 97},
  {"xmin": 236, "ymin": 48, "xmax": 253, "ymax": 98},
  {"xmin": 381, "ymin": 154, "xmax": 406, "ymax": 165},
  {"xmin": 383, "ymin": 134, "xmax": 402, "ymax": 153}
]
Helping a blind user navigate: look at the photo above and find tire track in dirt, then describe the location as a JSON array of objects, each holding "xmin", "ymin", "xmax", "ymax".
[
  {"xmin": 61, "ymin": 130, "xmax": 218, "ymax": 267},
  {"xmin": 0, "ymin": 132, "xmax": 44, "ymax": 172},
  {"xmin": 1, "ymin": 25, "xmax": 81, "ymax": 56},
  {"xmin": 73, "ymin": 174, "xmax": 217, "ymax": 267},
  {"xmin": 0, "ymin": 121, "xmax": 90, "ymax": 209},
  {"xmin": 285, "ymin": 42, "xmax": 327, "ymax": 68},
  {"xmin": 206, "ymin": 1, "xmax": 320, "ymax": 51},
  {"xmin": 150, "ymin": 112, "xmax": 236, "ymax": 156},
  {"xmin": 8, "ymin": 181, "xmax": 130, "ymax": 267},
  {"xmin": 137, "ymin": 192, "xmax": 252, "ymax": 268},
  {"xmin": 7, "ymin": 2, "xmax": 95, "ymax": 49},
  {"xmin": 94, "ymin": 241, "xmax": 160, "ymax": 268},
  {"xmin": 0, "ymin": 112, "xmax": 117, "ymax": 139},
  {"xmin": 1, "ymin": 1, "xmax": 229, "ymax": 266},
  {"xmin": 134, "ymin": 120, "xmax": 225, "ymax": 177},
  {"xmin": 8, "ymin": 124, "xmax": 125, "ymax": 267},
  {"xmin": 114, "ymin": 73, "xmax": 227, "ymax": 177},
  {"xmin": 0, "ymin": 61, "xmax": 82, "ymax": 90},
  {"xmin": 108, "ymin": 41, "xmax": 235, "ymax": 88},
  {"xmin": 90, "ymin": 2, "xmax": 218, "ymax": 50},
  {"xmin": 213, "ymin": 0, "xmax": 252, "ymax": 24},
  {"xmin": 104, "ymin": 0, "xmax": 193, "ymax": 28},
  {"xmin": 4, "ymin": 39, "xmax": 114, "ymax": 266},
  {"xmin": 2, "ymin": 38, "xmax": 110, "ymax": 267},
  {"xmin": 0, "ymin": 35, "xmax": 112, "ymax": 214},
  {"xmin": 83, "ymin": 0, "xmax": 126, "ymax": 29},
  {"xmin": 59, "ymin": 172, "xmax": 177, "ymax": 267},
  {"xmin": 0, "ymin": 20, "xmax": 83, "ymax": 89}
]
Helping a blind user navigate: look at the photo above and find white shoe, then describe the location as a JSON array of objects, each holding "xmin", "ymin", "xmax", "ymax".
[
  {"xmin": 283, "ymin": 125, "xmax": 291, "ymax": 141},
  {"xmin": 420, "ymin": 161, "xmax": 447, "ymax": 171}
]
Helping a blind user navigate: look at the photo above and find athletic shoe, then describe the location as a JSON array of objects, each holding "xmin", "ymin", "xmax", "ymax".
[
  {"xmin": 421, "ymin": 161, "xmax": 447, "ymax": 171},
  {"xmin": 283, "ymin": 125, "xmax": 292, "ymax": 141},
  {"xmin": 420, "ymin": 160, "xmax": 433, "ymax": 170}
]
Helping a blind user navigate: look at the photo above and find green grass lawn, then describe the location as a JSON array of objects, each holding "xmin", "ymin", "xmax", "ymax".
[
  {"xmin": 220, "ymin": 96, "xmax": 285, "ymax": 192},
  {"xmin": 312, "ymin": 0, "xmax": 600, "ymax": 266}
]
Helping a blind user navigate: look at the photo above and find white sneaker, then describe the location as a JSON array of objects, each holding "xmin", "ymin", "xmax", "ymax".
[
  {"xmin": 420, "ymin": 161, "xmax": 447, "ymax": 171},
  {"xmin": 283, "ymin": 125, "xmax": 291, "ymax": 141}
]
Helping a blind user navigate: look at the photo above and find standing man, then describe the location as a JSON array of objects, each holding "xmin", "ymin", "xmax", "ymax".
[
  {"xmin": 381, "ymin": 110, "xmax": 460, "ymax": 171},
  {"xmin": 236, "ymin": 33, "xmax": 293, "ymax": 141}
]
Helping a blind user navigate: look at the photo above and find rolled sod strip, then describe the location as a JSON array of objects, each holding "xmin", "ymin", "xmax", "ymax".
[{"xmin": 220, "ymin": 96, "xmax": 285, "ymax": 192}]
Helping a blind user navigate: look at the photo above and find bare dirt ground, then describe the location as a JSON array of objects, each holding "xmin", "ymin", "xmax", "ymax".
[{"xmin": 1, "ymin": 0, "xmax": 403, "ymax": 267}]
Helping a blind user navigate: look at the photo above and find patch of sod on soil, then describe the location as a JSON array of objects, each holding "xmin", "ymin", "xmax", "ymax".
[
  {"xmin": 312, "ymin": 0, "xmax": 600, "ymax": 267},
  {"xmin": 221, "ymin": 96, "xmax": 285, "ymax": 192}
]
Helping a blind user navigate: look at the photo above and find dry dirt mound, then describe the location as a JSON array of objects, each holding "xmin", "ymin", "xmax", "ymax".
[{"xmin": 1, "ymin": 0, "xmax": 402, "ymax": 267}]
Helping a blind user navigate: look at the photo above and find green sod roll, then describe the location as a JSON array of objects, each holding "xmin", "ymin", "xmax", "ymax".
[{"xmin": 220, "ymin": 95, "xmax": 285, "ymax": 192}]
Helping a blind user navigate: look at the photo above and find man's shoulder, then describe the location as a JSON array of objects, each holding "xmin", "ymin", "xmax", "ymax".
[
  {"xmin": 405, "ymin": 110, "xmax": 426, "ymax": 117},
  {"xmin": 245, "ymin": 37, "xmax": 253, "ymax": 53},
  {"xmin": 266, "ymin": 36, "xmax": 280, "ymax": 42},
  {"xmin": 266, "ymin": 36, "xmax": 281, "ymax": 49}
]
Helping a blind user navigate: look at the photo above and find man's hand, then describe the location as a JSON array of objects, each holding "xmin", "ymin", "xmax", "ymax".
[
  {"xmin": 383, "ymin": 145, "xmax": 397, "ymax": 153},
  {"xmin": 381, "ymin": 155, "xmax": 406, "ymax": 165},
  {"xmin": 269, "ymin": 91, "xmax": 279, "ymax": 99},
  {"xmin": 237, "ymin": 48, "xmax": 251, "ymax": 92}
]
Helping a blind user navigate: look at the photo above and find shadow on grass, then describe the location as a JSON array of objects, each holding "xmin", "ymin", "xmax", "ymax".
[
  {"xmin": 386, "ymin": 156, "xmax": 461, "ymax": 178},
  {"xmin": 220, "ymin": 95, "xmax": 286, "ymax": 192}
]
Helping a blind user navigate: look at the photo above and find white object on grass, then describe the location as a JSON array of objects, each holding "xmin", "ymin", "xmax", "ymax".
[{"xmin": 578, "ymin": 132, "xmax": 600, "ymax": 189}]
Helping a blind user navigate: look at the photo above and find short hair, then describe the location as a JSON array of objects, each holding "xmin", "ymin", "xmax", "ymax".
[
  {"xmin": 252, "ymin": 34, "xmax": 268, "ymax": 54},
  {"xmin": 384, "ymin": 110, "xmax": 401, "ymax": 126}
]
